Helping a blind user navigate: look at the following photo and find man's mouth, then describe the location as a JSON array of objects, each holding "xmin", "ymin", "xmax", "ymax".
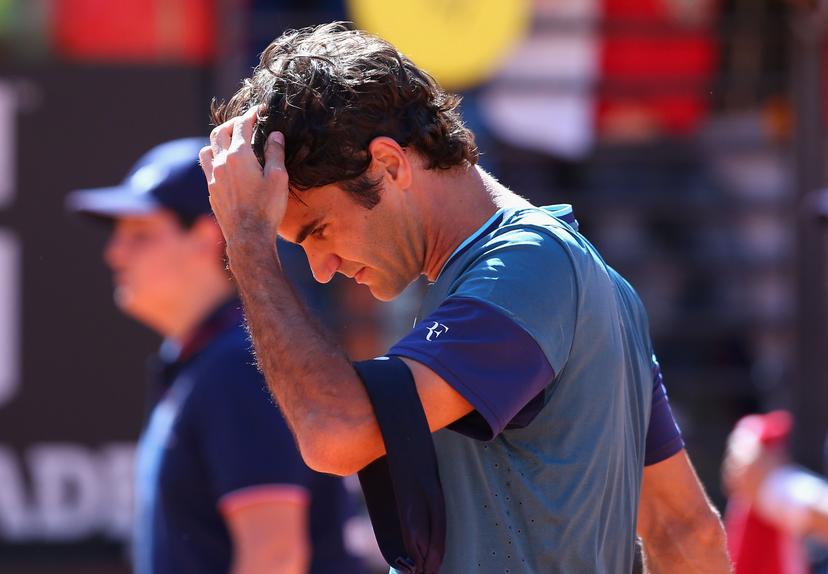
[{"xmin": 354, "ymin": 267, "xmax": 367, "ymax": 284}]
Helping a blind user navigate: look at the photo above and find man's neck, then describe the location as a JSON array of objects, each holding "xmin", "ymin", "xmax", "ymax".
[{"xmin": 418, "ymin": 165, "xmax": 531, "ymax": 281}]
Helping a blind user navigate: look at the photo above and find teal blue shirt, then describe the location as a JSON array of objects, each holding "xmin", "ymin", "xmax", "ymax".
[{"xmin": 387, "ymin": 205, "xmax": 677, "ymax": 572}]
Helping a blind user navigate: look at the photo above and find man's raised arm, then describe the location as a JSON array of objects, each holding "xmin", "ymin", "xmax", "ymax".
[{"xmin": 200, "ymin": 108, "xmax": 472, "ymax": 476}]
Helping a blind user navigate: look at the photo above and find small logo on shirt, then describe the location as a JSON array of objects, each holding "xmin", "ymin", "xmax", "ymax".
[{"xmin": 425, "ymin": 321, "xmax": 449, "ymax": 341}]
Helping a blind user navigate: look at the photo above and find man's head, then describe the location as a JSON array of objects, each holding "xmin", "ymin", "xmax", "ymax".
[
  {"xmin": 67, "ymin": 138, "xmax": 231, "ymax": 334},
  {"xmin": 211, "ymin": 23, "xmax": 479, "ymax": 300},
  {"xmin": 211, "ymin": 22, "xmax": 478, "ymax": 207}
]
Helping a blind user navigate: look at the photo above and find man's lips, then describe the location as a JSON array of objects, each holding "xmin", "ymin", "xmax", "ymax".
[{"xmin": 354, "ymin": 267, "xmax": 367, "ymax": 284}]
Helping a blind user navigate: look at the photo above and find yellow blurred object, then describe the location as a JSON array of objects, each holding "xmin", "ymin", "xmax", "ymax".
[{"xmin": 347, "ymin": 0, "xmax": 530, "ymax": 91}]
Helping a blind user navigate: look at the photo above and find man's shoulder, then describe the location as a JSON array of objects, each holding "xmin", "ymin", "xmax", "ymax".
[
  {"xmin": 457, "ymin": 206, "xmax": 579, "ymax": 270},
  {"xmin": 443, "ymin": 206, "xmax": 578, "ymax": 289}
]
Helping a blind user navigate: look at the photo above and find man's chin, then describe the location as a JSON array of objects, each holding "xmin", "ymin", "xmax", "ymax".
[
  {"xmin": 113, "ymin": 288, "xmax": 144, "ymax": 320},
  {"xmin": 112, "ymin": 287, "xmax": 130, "ymax": 310},
  {"xmin": 365, "ymin": 281, "xmax": 404, "ymax": 302}
]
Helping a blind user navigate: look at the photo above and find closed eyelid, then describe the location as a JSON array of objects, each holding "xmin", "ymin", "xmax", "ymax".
[{"xmin": 295, "ymin": 217, "xmax": 324, "ymax": 244}]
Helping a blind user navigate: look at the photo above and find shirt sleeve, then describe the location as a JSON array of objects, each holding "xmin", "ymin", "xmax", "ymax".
[
  {"xmin": 389, "ymin": 228, "xmax": 577, "ymax": 439},
  {"xmin": 644, "ymin": 355, "xmax": 685, "ymax": 466},
  {"xmin": 193, "ymin": 348, "xmax": 312, "ymax": 499}
]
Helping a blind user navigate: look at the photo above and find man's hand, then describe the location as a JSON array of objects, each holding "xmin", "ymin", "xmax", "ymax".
[{"xmin": 199, "ymin": 107, "xmax": 289, "ymax": 252}]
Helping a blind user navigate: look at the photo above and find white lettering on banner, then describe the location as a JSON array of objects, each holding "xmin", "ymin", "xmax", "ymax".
[
  {"xmin": 0, "ymin": 443, "xmax": 135, "ymax": 541},
  {"xmin": 99, "ymin": 444, "xmax": 135, "ymax": 538},
  {"xmin": 0, "ymin": 231, "xmax": 20, "ymax": 408},
  {"xmin": 0, "ymin": 82, "xmax": 15, "ymax": 208},
  {"xmin": 0, "ymin": 446, "xmax": 34, "ymax": 539},
  {"xmin": 29, "ymin": 444, "xmax": 102, "ymax": 540}
]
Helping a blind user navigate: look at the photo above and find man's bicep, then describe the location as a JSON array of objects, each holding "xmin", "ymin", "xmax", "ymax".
[
  {"xmin": 401, "ymin": 356, "xmax": 475, "ymax": 432},
  {"xmin": 388, "ymin": 295, "xmax": 556, "ymax": 439},
  {"xmin": 374, "ymin": 230, "xmax": 575, "ymax": 441}
]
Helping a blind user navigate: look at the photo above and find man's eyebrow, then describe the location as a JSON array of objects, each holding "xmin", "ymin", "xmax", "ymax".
[{"xmin": 294, "ymin": 217, "xmax": 323, "ymax": 244}]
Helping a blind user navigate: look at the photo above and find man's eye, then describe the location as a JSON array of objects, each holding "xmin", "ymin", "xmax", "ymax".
[{"xmin": 311, "ymin": 226, "xmax": 327, "ymax": 240}]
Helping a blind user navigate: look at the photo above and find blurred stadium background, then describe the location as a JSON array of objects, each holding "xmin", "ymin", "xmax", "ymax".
[{"xmin": 1, "ymin": 0, "xmax": 827, "ymax": 572}]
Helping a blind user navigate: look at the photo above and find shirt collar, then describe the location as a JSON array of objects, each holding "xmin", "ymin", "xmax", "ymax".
[
  {"xmin": 434, "ymin": 208, "xmax": 506, "ymax": 281},
  {"xmin": 163, "ymin": 297, "xmax": 244, "ymax": 365},
  {"xmin": 432, "ymin": 204, "xmax": 578, "ymax": 282}
]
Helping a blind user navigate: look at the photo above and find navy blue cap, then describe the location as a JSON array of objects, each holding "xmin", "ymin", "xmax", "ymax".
[{"xmin": 66, "ymin": 137, "xmax": 211, "ymax": 223}]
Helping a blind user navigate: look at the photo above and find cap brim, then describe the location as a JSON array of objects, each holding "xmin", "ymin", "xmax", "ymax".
[{"xmin": 65, "ymin": 186, "xmax": 161, "ymax": 219}]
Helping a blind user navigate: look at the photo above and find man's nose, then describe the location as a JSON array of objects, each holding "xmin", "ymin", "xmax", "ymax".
[
  {"xmin": 307, "ymin": 251, "xmax": 341, "ymax": 284},
  {"xmin": 103, "ymin": 232, "xmax": 126, "ymax": 269}
]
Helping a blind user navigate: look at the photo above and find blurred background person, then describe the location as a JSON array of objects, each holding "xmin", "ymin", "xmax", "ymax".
[
  {"xmin": 722, "ymin": 410, "xmax": 828, "ymax": 574},
  {"xmin": 723, "ymin": 413, "xmax": 828, "ymax": 543},
  {"xmin": 65, "ymin": 138, "xmax": 363, "ymax": 574}
]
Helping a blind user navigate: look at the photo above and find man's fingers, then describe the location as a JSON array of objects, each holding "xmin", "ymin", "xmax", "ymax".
[
  {"xmin": 199, "ymin": 145, "xmax": 214, "ymax": 182},
  {"xmin": 210, "ymin": 120, "xmax": 233, "ymax": 156},
  {"xmin": 230, "ymin": 105, "xmax": 260, "ymax": 152},
  {"xmin": 263, "ymin": 131, "xmax": 287, "ymax": 180}
]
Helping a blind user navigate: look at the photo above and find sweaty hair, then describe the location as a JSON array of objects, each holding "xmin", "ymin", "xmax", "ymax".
[{"xmin": 211, "ymin": 22, "xmax": 478, "ymax": 208}]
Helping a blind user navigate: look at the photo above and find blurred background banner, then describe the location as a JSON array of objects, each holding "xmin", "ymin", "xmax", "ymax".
[
  {"xmin": 0, "ymin": 60, "xmax": 208, "ymax": 572},
  {"xmin": 0, "ymin": 2, "xmax": 212, "ymax": 568},
  {"xmin": 1, "ymin": 0, "xmax": 828, "ymax": 573}
]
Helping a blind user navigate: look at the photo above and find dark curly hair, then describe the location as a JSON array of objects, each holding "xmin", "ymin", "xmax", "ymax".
[{"xmin": 211, "ymin": 22, "xmax": 478, "ymax": 208}]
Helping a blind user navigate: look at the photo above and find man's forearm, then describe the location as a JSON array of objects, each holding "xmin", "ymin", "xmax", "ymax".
[
  {"xmin": 638, "ymin": 452, "xmax": 732, "ymax": 574},
  {"xmin": 227, "ymin": 235, "xmax": 383, "ymax": 474},
  {"xmin": 640, "ymin": 514, "xmax": 731, "ymax": 574}
]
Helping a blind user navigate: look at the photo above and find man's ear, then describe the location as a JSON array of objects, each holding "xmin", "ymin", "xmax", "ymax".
[{"xmin": 367, "ymin": 137, "xmax": 412, "ymax": 190}]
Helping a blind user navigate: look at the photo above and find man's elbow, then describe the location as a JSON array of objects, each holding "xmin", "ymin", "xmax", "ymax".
[
  {"xmin": 684, "ymin": 506, "xmax": 732, "ymax": 572},
  {"xmin": 297, "ymin": 438, "xmax": 356, "ymax": 476},
  {"xmin": 295, "ymin": 419, "xmax": 379, "ymax": 476},
  {"xmin": 692, "ymin": 504, "xmax": 728, "ymax": 551}
]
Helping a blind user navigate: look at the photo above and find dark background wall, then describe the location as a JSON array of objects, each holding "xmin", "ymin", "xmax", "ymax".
[{"xmin": 0, "ymin": 64, "xmax": 208, "ymax": 574}]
